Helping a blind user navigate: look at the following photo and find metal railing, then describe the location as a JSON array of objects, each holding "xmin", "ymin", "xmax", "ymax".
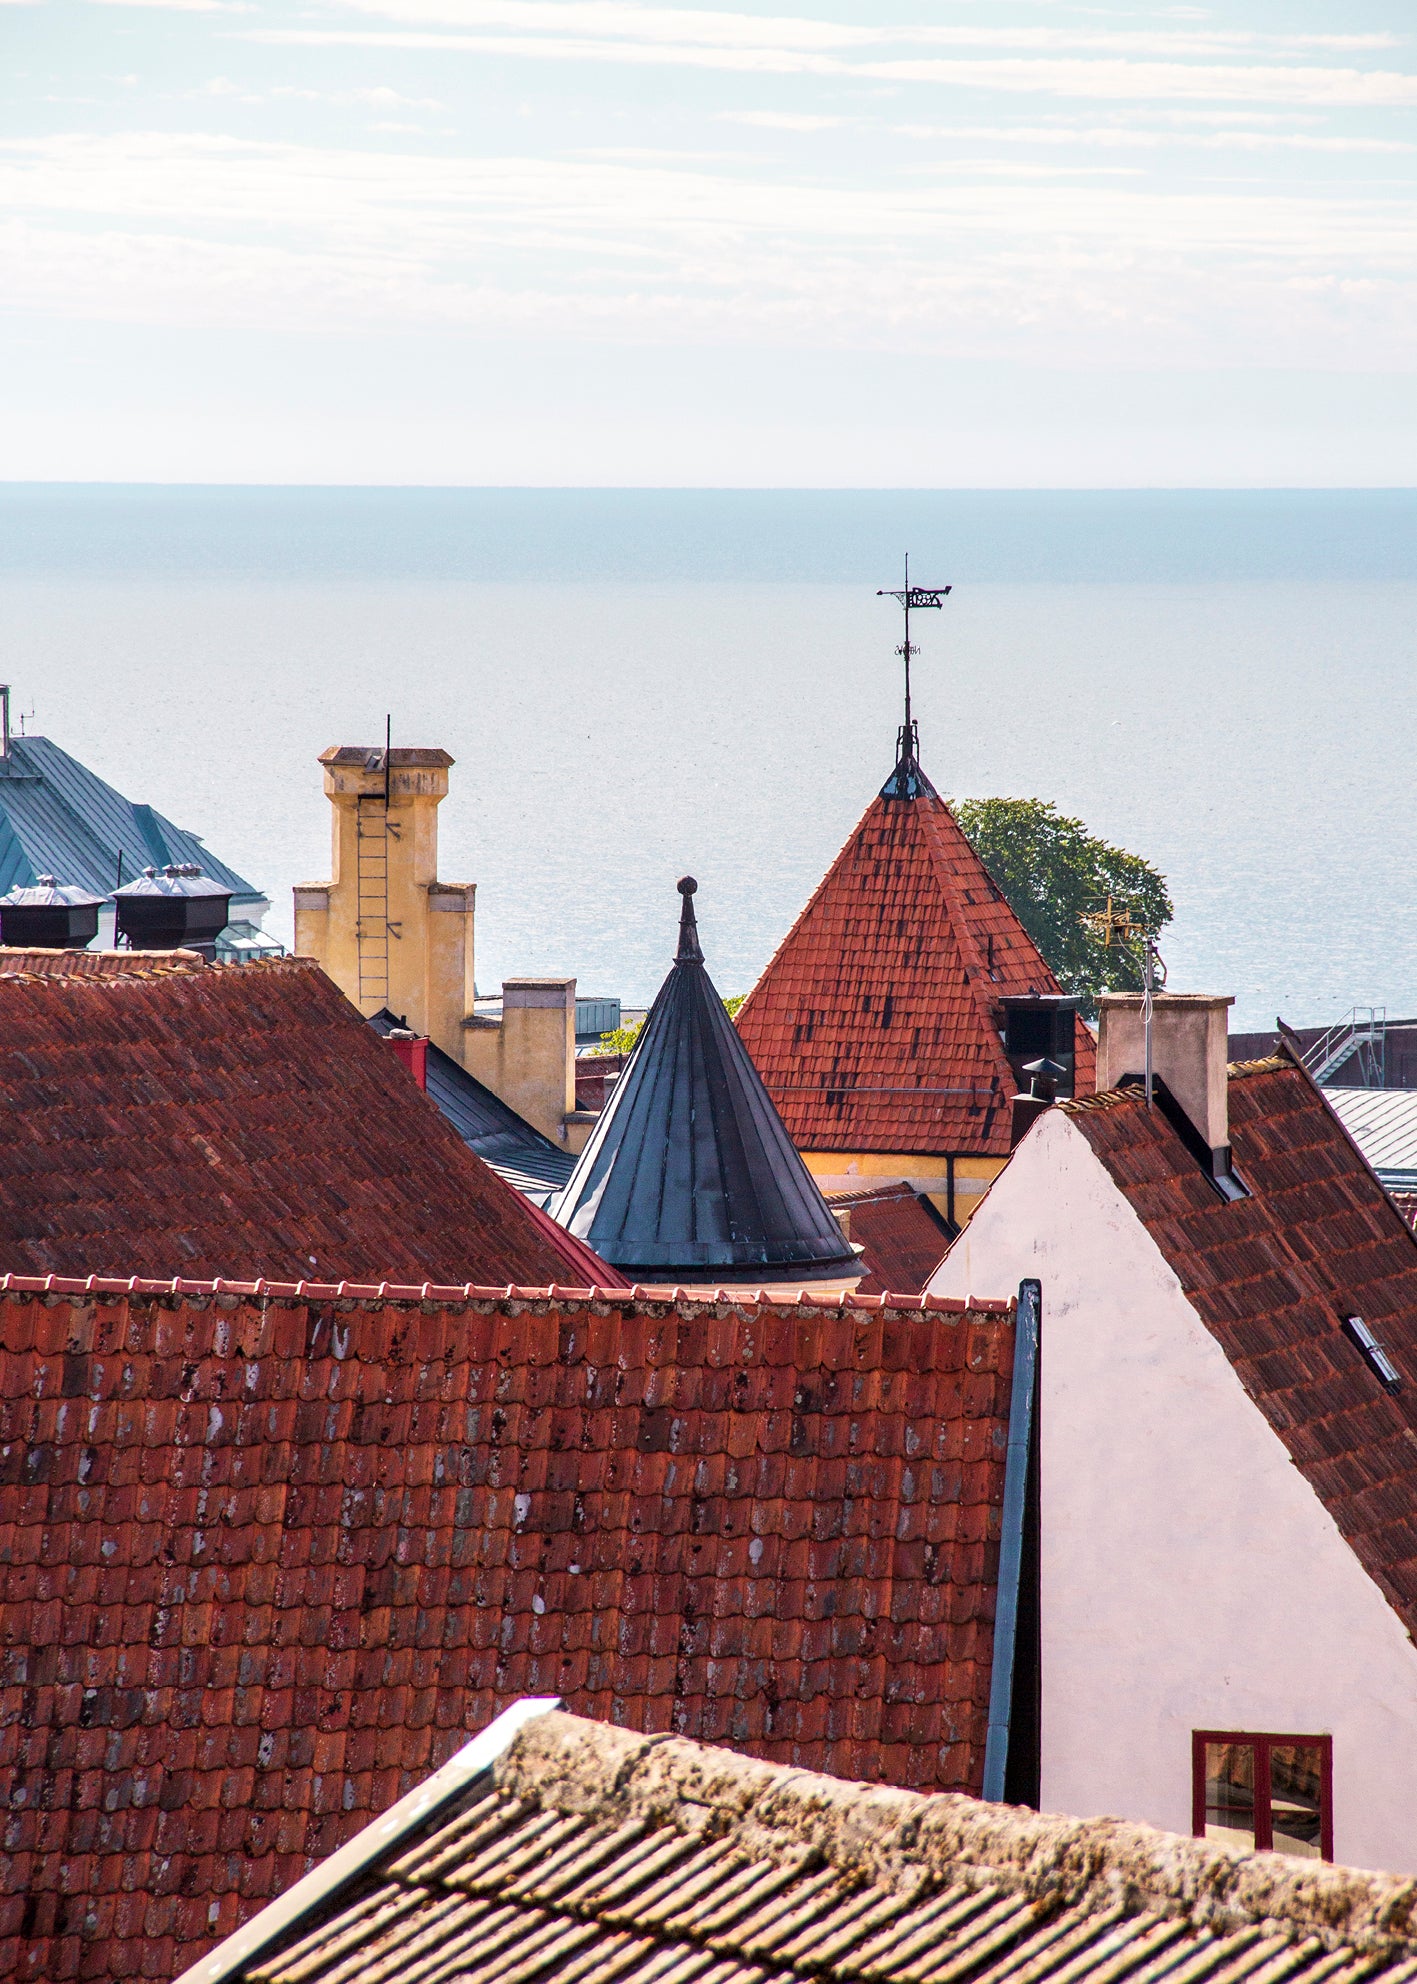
[{"xmin": 1303, "ymin": 1006, "xmax": 1387, "ymax": 1087}]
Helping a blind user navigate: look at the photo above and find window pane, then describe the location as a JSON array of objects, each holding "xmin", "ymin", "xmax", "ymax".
[
  {"xmin": 1269, "ymin": 1744, "xmax": 1324, "ymax": 1858},
  {"xmin": 1204, "ymin": 1742, "xmax": 1256, "ymax": 1849}
]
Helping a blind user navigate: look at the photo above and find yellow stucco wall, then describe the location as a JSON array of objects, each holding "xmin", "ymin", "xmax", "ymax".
[
  {"xmin": 294, "ymin": 747, "xmax": 578, "ymax": 1146},
  {"xmin": 800, "ymin": 1149, "xmax": 1007, "ymax": 1226}
]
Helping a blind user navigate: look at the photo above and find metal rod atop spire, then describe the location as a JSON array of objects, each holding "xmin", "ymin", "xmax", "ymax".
[{"xmin": 876, "ymin": 554, "xmax": 950, "ymax": 794}]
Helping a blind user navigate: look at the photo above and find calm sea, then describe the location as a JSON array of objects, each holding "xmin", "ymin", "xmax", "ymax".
[{"xmin": 2, "ymin": 487, "xmax": 1414, "ymax": 1032}]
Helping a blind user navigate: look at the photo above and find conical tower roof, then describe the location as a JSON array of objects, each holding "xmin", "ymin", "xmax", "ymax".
[
  {"xmin": 552, "ymin": 878, "xmax": 858, "ymax": 1283},
  {"xmin": 735, "ymin": 739, "xmax": 1096, "ymax": 1158}
]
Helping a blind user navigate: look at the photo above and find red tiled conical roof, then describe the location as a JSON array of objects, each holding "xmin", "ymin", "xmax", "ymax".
[{"xmin": 735, "ymin": 779, "xmax": 1096, "ymax": 1156}]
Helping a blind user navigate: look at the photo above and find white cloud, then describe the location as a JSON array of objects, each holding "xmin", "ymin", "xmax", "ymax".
[
  {"xmin": 90, "ymin": 0, "xmax": 253, "ymax": 12},
  {"xmin": 1, "ymin": 130, "xmax": 1412, "ymax": 373},
  {"xmin": 246, "ymin": 26, "xmax": 1417, "ymax": 111},
  {"xmin": 327, "ymin": 1, "xmax": 1401, "ymax": 63},
  {"xmin": 720, "ymin": 110, "xmax": 847, "ymax": 132}
]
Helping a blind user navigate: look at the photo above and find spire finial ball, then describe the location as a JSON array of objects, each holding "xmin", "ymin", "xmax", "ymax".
[{"xmin": 677, "ymin": 876, "xmax": 697, "ymax": 897}]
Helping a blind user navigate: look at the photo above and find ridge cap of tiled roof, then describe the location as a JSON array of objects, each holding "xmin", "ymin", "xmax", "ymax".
[
  {"xmin": 500, "ymin": 1711, "xmax": 1417, "ymax": 1952},
  {"xmin": 823, "ymin": 1180, "xmax": 920, "ymax": 1205},
  {"xmin": 0, "ymin": 1268, "xmax": 1011, "ymax": 1313},
  {"xmin": 0, "ymin": 950, "xmax": 314, "ymax": 987}
]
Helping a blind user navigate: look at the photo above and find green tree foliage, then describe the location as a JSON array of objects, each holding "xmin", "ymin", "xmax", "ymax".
[
  {"xmin": 952, "ymin": 797, "xmax": 1173, "ymax": 1016},
  {"xmin": 593, "ymin": 994, "xmax": 745, "ymax": 1059}
]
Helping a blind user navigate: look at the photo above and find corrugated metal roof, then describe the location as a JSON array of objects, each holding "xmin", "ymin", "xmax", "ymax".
[
  {"xmin": 368, "ymin": 1009, "xmax": 575, "ymax": 1205},
  {"xmin": 553, "ymin": 880, "xmax": 857, "ymax": 1281},
  {"xmin": 1325, "ymin": 1087, "xmax": 1417, "ymax": 1189},
  {"xmin": 203, "ymin": 1707, "xmax": 1417, "ymax": 1984},
  {"xmin": 0, "ymin": 735, "xmax": 262, "ymax": 904}
]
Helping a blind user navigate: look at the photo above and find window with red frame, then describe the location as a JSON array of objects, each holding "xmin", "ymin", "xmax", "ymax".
[{"xmin": 1192, "ymin": 1732, "xmax": 1332, "ymax": 1861}]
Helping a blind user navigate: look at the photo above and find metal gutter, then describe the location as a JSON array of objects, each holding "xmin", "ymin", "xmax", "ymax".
[
  {"xmin": 981, "ymin": 1277, "xmax": 1040, "ymax": 1803},
  {"xmin": 172, "ymin": 1696, "xmax": 561, "ymax": 1984}
]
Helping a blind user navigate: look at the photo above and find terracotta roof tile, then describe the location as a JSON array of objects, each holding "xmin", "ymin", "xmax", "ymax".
[
  {"xmin": 0, "ymin": 1276, "xmax": 1012, "ymax": 1982},
  {"xmin": 202, "ymin": 1704, "xmax": 1417, "ymax": 1984},
  {"xmin": 0, "ymin": 957, "xmax": 618, "ymax": 1289},
  {"xmin": 736, "ymin": 789, "xmax": 1095, "ymax": 1156},
  {"xmin": 827, "ymin": 1182, "xmax": 954, "ymax": 1294},
  {"xmin": 1063, "ymin": 1055, "xmax": 1417, "ymax": 1642}
]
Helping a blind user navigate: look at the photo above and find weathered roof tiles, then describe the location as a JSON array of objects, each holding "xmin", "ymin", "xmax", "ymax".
[
  {"xmin": 193, "ymin": 1704, "xmax": 1417, "ymax": 1984},
  {"xmin": 0, "ymin": 954, "xmax": 614, "ymax": 1288},
  {"xmin": 0, "ymin": 1275, "xmax": 1013, "ymax": 1982},
  {"xmin": 735, "ymin": 772, "xmax": 1096, "ymax": 1158}
]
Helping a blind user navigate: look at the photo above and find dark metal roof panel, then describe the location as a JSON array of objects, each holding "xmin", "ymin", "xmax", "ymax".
[
  {"xmin": 0, "ymin": 736, "xmax": 261, "ymax": 903},
  {"xmin": 553, "ymin": 882, "xmax": 856, "ymax": 1279},
  {"xmin": 369, "ymin": 1010, "xmax": 575, "ymax": 1203}
]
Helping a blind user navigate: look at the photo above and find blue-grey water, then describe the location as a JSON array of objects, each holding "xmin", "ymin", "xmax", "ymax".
[{"xmin": 3, "ymin": 487, "xmax": 1414, "ymax": 1032}]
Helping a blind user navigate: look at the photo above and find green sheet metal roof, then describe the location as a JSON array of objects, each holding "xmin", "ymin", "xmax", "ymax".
[{"xmin": 0, "ymin": 735, "xmax": 262, "ymax": 906}]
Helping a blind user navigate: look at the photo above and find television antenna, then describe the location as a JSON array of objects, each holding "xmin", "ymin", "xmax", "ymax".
[{"xmin": 1083, "ymin": 895, "xmax": 1166, "ymax": 1109}]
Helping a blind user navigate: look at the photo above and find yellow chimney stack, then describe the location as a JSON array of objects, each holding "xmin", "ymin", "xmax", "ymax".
[{"xmin": 295, "ymin": 744, "xmax": 590, "ymax": 1149}]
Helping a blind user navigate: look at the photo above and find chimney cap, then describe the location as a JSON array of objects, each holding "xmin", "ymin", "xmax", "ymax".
[
  {"xmin": 0, "ymin": 876, "xmax": 106, "ymax": 910},
  {"xmin": 115, "ymin": 866, "xmax": 232, "ymax": 902},
  {"xmin": 1098, "ymin": 990, "xmax": 1234, "ymax": 1010}
]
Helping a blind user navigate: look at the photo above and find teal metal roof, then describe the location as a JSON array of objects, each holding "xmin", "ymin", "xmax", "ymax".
[{"xmin": 0, "ymin": 736, "xmax": 262, "ymax": 906}]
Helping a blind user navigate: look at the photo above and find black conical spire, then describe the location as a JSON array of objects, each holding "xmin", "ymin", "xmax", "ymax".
[{"xmin": 551, "ymin": 878, "xmax": 859, "ymax": 1284}]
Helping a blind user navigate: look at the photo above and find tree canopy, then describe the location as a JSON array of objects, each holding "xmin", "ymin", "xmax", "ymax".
[
  {"xmin": 952, "ymin": 797, "xmax": 1173, "ymax": 1016},
  {"xmin": 594, "ymin": 993, "xmax": 745, "ymax": 1059}
]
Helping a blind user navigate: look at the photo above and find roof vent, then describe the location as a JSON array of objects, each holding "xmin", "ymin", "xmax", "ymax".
[
  {"xmin": 0, "ymin": 875, "xmax": 106, "ymax": 950},
  {"xmin": 1342, "ymin": 1315, "xmax": 1402, "ymax": 1393}
]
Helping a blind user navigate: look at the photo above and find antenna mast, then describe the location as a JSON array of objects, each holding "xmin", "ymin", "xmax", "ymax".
[{"xmin": 1083, "ymin": 897, "xmax": 1166, "ymax": 1109}]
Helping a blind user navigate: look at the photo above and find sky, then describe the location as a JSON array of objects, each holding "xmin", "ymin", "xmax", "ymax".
[{"xmin": 4, "ymin": 0, "xmax": 1416, "ymax": 483}]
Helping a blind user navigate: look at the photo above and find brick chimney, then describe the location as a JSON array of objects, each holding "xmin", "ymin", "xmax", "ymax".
[
  {"xmin": 385, "ymin": 1027, "xmax": 428, "ymax": 1090},
  {"xmin": 1097, "ymin": 991, "xmax": 1234, "ymax": 1163}
]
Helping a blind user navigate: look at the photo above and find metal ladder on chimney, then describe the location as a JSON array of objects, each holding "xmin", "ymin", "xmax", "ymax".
[
  {"xmin": 355, "ymin": 793, "xmax": 390, "ymax": 1014},
  {"xmin": 1303, "ymin": 1005, "xmax": 1387, "ymax": 1086}
]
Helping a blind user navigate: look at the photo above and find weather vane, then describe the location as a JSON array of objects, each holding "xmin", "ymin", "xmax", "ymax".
[
  {"xmin": 1083, "ymin": 896, "xmax": 1166, "ymax": 1109},
  {"xmin": 877, "ymin": 553, "xmax": 950, "ymax": 781}
]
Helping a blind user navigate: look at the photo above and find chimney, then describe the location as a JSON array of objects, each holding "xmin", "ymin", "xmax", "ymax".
[
  {"xmin": 1009, "ymin": 1054, "xmax": 1067, "ymax": 1148},
  {"xmin": 1097, "ymin": 991, "xmax": 1234, "ymax": 1164},
  {"xmin": 384, "ymin": 1027, "xmax": 428, "ymax": 1090}
]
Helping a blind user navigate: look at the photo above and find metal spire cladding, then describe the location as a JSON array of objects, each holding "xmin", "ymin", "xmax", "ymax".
[{"xmin": 552, "ymin": 877, "xmax": 858, "ymax": 1284}]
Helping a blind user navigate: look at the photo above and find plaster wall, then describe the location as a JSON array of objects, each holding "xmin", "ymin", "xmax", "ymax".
[
  {"xmin": 801, "ymin": 1150, "xmax": 1004, "ymax": 1225},
  {"xmin": 928, "ymin": 1109, "xmax": 1417, "ymax": 1876}
]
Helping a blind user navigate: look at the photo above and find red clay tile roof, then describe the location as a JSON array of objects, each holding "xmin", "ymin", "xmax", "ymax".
[
  {"xmin": 0, "ymin": 956, "xmax": 619, "ymax": 1288},
  {"xmin": 0, "ymin": 1274, "xmax": 1014, "ymax": 1983},
  {"xmin": 0, "ymin": 948, "xmax": 206, "ymax": 977},
  {"xmin": 828, "ymin": 1182, "xmax": 954, "ymax": 1295},
  {"xmin": 735, "ymin": 790, "xmax": 1095, "ymax": 1157},
  {"xmin": 1063, "ymin": 1053, "xmax": 1417, "ymax": 1640}
]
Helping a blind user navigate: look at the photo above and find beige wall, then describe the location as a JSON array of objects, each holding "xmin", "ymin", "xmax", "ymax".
[
  {"xmin": 800, "ymin": 1149, "xmax": 1006, "ymax": 1226},
  {"xmin": 295, "ymin": 747, "xmax": 580, "ymax": 1146}
]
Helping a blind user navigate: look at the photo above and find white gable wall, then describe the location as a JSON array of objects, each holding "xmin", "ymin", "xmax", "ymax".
[{"xmin": 928, "ymin": 1108, "xmax": 1417, "ymax": 1875}]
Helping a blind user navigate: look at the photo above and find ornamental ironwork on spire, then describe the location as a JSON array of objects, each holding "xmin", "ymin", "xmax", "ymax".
[{"xmin": 877, "ymin": 555, "xmax": 950, "ymax": 800}]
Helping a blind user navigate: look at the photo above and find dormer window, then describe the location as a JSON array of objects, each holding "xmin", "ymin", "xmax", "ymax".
[{"xmin": 1193, "ymin": 1732, "xmax": 1332, "ymax": 1860}]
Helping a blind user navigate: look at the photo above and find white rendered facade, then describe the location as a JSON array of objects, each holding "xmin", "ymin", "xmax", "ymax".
[{"xmin": 928, "ymin": 1108, "xmax": 1417, "ymax": 1876}]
